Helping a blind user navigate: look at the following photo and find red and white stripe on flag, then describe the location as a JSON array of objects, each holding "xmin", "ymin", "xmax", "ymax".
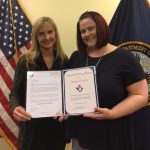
[{"xmin": 0, "ymin": 0, "xmax": 32, "ymax": 149}]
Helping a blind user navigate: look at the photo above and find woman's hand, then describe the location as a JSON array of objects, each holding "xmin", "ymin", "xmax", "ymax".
[
  {"xmin": 54, "ymin": 115, "xmax": 69, "ymax": 122},
  {"xmin": 83, "ymin": 107, "xmax": 114, "ymax": 120},
  {"xmin": 13, "ymin": 106, "xmax": 31, "ymax": 121}
]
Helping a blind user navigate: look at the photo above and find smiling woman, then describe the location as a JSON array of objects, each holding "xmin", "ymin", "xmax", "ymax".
[
  {"xmin": 9, "ymin": 16, "xmax": 68, "ymax": 150},
  {"xmin": 36, "ymin": 21, "xmax": 56, "ymax": 69},
  {"xmin": 67, "ymin": 11, "xmax": 148, "ymax": 150},
  {"xmin": 19, "ymin": 0, "xmax": 120, "ymax": 56},
  {"xmin": 37, "ymin": 22, "xmax": 56, "ymax": 50}
]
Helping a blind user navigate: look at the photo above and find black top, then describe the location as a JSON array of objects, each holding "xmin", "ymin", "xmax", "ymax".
[
  {"xmin": 68, "ymin": 48, "xmax": 145, "ymax": 150},
  {"xmin": 9, "ymin": 53, "xmax": 68, "ymax": 150}
]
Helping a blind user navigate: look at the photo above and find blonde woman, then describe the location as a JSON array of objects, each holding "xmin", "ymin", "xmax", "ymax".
[{"xmin": 9, "ymin": 17, "xmax": 68, "ymax": 150}]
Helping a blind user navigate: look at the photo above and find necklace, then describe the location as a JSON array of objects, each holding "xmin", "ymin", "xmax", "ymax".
[{"xmin": 86, "ymin": 56, "xmax": 102, "ymax": 67}]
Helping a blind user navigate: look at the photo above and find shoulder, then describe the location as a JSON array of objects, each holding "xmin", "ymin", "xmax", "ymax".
[
  {"xmin": 17, "ymin": 54, "xmax": 27, "ymax": 65},
  {"xmin": 111, "ymin": 48, "xmax": 136, "ymax": 61},
  {"xmin": 18, "ymin": 54, "xmax": 27, "ymax": 63},
  {"xmin": 57, "ymin": 54, "xmax": 68, "ymax": 63},
  {"xmin": 117, "ymin": 48, "xmax": 132, "ymax": 55},
  {"xmin": 16, "ymin": 54, "xmax": 28, "ymax": 70},
  {"xmin": 69, "ymin": 50, "xmax": 83, "ymax": 59},
  {"xmin": 69, "ymin": 50, "xmax": 84, "ymax": 64},
  {"xmin": 104, "ymin": 48, "xmax": 142, "ymax": 70},
  {"xmin": 68, "ymin": 50, "xmax": 86, "ymax": 68},
  {"xmin": 114, "ymin": 48, "xmax": 144, "ymax": 74},
  {"xmin": 64, "ymin": 54, "xmax": 68, "ymax": 62}
]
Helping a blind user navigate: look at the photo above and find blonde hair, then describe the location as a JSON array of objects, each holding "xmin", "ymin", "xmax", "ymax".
[{"xmin": 26, "ymin": 16, "xmax": 66, "ymax": 66}]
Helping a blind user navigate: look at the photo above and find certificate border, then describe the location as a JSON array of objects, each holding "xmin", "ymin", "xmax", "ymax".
[{"xmin": 62, "ymin": 66, "xmax": 99, "ymax": 115}]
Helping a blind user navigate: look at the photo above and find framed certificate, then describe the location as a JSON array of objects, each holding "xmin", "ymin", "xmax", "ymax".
[
  {"xmin": 26, "ymin": 66, "xmax": 98, "ymax": 118},
  {"xmin": 63, "ymin": 66, "xmax": 99, "ymax": 115}
]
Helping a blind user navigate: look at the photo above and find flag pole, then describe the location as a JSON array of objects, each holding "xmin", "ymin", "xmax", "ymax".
[
  {"xmin": 0, "ymin": 129, "xmax": 17, "ymax": 150},
  {"xmin": 8, "ymin": 0, "xmax": 18, "ymax": 63}
]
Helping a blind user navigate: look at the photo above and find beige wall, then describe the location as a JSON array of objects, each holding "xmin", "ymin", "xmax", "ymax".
[
  {"xmin": 0, "ymin": 0, "xmax": 120, "ymax": 150},
  {"xmin": 19, "ymin": 0, "xmax": 120, "ymax": 56}
]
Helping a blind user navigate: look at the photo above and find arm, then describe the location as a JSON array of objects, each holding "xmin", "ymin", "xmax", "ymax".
[
  {"xmin": 84, "ymin": 79, "xmax": 148, "ymax": 120},
  {"xmin": 9, "ymin": 56, "xmax": 31, "ymax": 121}
]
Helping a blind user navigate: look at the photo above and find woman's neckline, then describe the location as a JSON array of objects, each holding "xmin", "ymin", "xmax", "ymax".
[
  {"xmin": 87, "ymin": 47, "xmax": 119, "ymax": 59},
  {"xmin": 87, "ymin": 43, "xmax": 118, "ymax": 58}
]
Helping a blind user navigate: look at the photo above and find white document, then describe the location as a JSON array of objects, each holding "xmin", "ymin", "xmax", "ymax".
[
  {"xmin": 26, "ymin": 71, "xmax": 62, "ymax": 118},
  {"xmin": 26, "ymin": 67, "xmax": 98, "ymax": 118},
  {"xmin": 63, "ymin": 67, "xmax": 98, "ymax": 115}
]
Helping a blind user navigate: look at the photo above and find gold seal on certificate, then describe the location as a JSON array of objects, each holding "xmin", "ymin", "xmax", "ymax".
[{"xmin": 26, "ymin": 67, "xmax": 98, "ymax": 118}]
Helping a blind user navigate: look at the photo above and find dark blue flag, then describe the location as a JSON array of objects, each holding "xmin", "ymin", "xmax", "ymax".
[
  {"xmin": 109, "ymin": 0, "xmax": 150, "ymax": 44},
  {"xmin": 109, "ymin": 0, "xmax": 150, "ymax": 150}
]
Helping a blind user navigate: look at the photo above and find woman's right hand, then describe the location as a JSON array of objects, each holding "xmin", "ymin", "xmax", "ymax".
[
  {"xmin": 13, "ymin": 106, "xmax": 31, "ymax": 121},
  {"xmin": 54, "ymin": 115, "xmax": 69, "ymax": 122}
]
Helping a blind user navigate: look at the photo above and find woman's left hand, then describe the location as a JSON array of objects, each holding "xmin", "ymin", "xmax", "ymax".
[
  {"xmin": 83, "ymin": 107, "xmax": 114, "ymax": 120},
  {"xmin": 54, "ymin": 115, "xmax": 69, "ymax": 122}
]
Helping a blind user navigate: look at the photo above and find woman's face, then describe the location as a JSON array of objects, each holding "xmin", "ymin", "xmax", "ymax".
[
  {"xmin": 79, "ymin": 17, "xmax": 97, "ymax": 50},
  {"xmin": 37, "ymin": 22, "xmax": 56, "ymax": 51}
]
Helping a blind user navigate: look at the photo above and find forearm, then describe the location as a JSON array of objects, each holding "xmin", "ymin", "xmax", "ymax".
[
  {"xmin": 111, "ymin": 94, "xmax": 148, "ymax": 119},
  {"xmin": 9, "ymin": 92, "xmax": 21, "ymax": 112},
  {"xmin": 9, "ymin": 56, "xmax": 27, "ymax": 112}
]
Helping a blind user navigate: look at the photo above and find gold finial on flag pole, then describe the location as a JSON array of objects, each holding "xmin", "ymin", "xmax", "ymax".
[{"xmin": 146, "ymin": 0, "xmax": 150, "ymax": 8}]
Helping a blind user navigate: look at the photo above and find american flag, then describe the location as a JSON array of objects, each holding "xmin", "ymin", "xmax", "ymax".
[{"xmin": 0, "ymin": 0, "xmax": 32, "ymax": 149}]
